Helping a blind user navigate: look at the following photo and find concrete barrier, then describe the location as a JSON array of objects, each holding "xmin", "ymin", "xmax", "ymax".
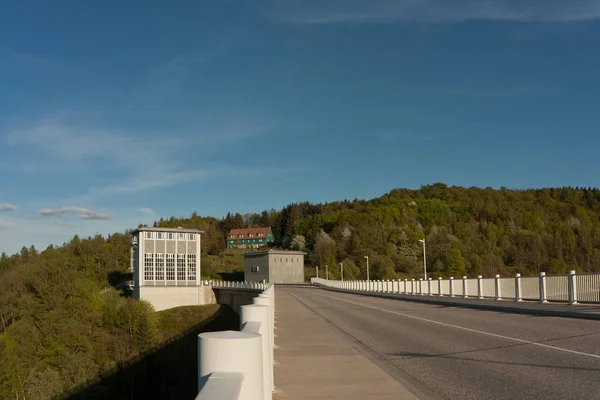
[{"xmin": 196, "ymin": 284, "xmax": 275, "ymax": 400}]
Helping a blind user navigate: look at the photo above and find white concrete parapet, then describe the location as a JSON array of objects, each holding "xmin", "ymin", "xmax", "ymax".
[
  {"xmin": 197, "ymin": 331, "xmax": 264, "ymax": 400},
  {"xmin": 197, "ymin": 283, "xmax": 275, "ymax": 400},
  {"xmin": 311, "ymin": 270, "xmax": 600, "ymax": 305}
]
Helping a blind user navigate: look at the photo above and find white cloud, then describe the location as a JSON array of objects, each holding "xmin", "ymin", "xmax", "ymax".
[
  {"xmin": 38, "ymin": 206, "xmax": 110, "ymax": 220},
  {"xmin": 138, "ymin": 207, "xmax": 156, "ymax": 217},
  {"xmin": 0, "ymin": 203, "xmax": 17, "ymax": 211},
  {"xmin": 5, "ymin": 114, "xmax": 270, "ymax": 198},
  {"xmin": 273, "ymin": 0, "xmax": 600, "ymax": 24}
]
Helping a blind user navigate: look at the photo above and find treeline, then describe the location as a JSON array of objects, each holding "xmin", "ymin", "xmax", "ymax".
[
  {"xmin": 0, "ymin": 233, "xmax": 231, "ymax": 399},
  {"xmin": 151, "ymin": 184, "xmax": 600, "ymax": 279}
]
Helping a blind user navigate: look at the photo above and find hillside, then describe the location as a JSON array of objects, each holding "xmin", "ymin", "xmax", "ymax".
[{"xmin": 154, "ymin": 184, "xmax": 600, "ymax": 279}]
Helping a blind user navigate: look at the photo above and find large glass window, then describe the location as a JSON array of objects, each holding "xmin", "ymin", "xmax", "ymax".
[
  {"xmin": 177, "ymin": 254, "xmax": 186, "ymax": 281},
  {"xmin": 187, "ymin": 254, "xmax": 197, "ymax": 281},
  {"xmin": 144, "ymin": 253, "xmax": 154, "ymax": 280},
  {"xmin": 166, "ymin": 254, "xmax": 175, "ymax": 280},
  {"xmin": 155, "ymin": 253, "xmax": 165, "ymax": 280}
]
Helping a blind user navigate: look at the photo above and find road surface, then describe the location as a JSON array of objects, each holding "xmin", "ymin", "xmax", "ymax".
[{"xmin": 282, "ymin": 287, "xmax": 600, "ymax": 400}]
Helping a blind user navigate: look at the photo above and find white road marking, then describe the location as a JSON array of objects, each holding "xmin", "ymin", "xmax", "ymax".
[{"xmin": 311, "ymin": 291, "xmax": 600, "ymax": 360}]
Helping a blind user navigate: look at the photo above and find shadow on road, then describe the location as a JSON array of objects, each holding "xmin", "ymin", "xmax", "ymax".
[{"xmin": 388, "ymin": 331, "xmax": 600, "ymax": 372}]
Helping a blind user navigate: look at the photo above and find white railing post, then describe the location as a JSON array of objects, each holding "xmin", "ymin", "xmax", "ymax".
[
  {"xmin": 391, "ymin": 279, "xmax": 395, "ymax": 293},
  {"xmin": 428, "ymin": 278, "xmax": 432, "ymax": 296},
  {"xmin": 462, "ymin": 276, "xmax": 467, "ymax": 298},
  {"xmin": 411, "ymin": 279, "xmax": 415, "ymax": 295},
  {"xmin": 495, "ymin": 274, "xmax": 501, "ymax": 300},
  {"xmin": 515, "ymin": 273, "xmax": 522, "ymax": 302},
  {"xmin": 386, "ymin": 280, "xmax": 390, "ymax": 293},
  {"xmin": 198, "ymin": 331, "xmax": 264, "ymax": 400},
  {"xmin": 569, "ymin": 270, "xmax": 578, "ymax": 305},
  {"xmin": 449, "ymin": 277, "xmax": 454, "ymax": 297},
  {"xmin": 404, "ymin": 279, "xmax": 408, "ymax": 294},
  {"xmin": 438, "ymin": 277, "xmax": 442, "ymax": 296},
  {"xmin": 539, "ymin": 272, "xmax": 548, "ymax": 303},
  {"xmin": 240, "ymin": 304, "xmax": 272, "ymax": 399},
  {"xmin": 254, "ymin": 297, "xmax": 274, "ymax": 361},
  {"xmin": 477, "ymin": 275, "xmax": 483, "ymax": 299},
  {"xmin": 418, "ymin": 278, "xmax": 423, "ymax": 295}
]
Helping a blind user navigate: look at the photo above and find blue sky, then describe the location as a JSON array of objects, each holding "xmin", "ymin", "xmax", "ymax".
[{"xmin": 1, "ymin": 0, "xmax": 600, "ymax": 254}]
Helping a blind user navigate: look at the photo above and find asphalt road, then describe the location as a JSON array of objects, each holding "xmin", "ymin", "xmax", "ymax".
[{"xmin": 283, "ymin": 287, "xmax": 600, "ymax": 400}]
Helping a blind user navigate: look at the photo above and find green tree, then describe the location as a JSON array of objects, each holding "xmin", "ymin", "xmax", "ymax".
[{"xmin": 446, "ymin": 248, "xmax": 466, "ymax": 277}]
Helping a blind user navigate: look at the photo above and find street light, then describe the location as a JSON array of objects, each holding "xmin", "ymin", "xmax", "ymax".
[
  {"xmin": 340, "ymin": 262, "xmax": 344, "ymax": 281},
  {"xmin": 364, "ymin": 255, "xmax": 370, "ymax": 281},
  {"xmin": 325, "ymin": 265, "xmax": 329, "ymax": 280},
  {"xmin": 418, "ymin": 239, "xmax": 427, "ymax": 280}
]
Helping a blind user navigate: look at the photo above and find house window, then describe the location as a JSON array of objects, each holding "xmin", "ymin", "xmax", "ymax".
[
  {"xmin": 156, "ymin": 232, "xmax": 164, "ymax": 239},
  {"xmin": 167, "ymin": 232, "xmax": 174, "ymax": 240},
  {"xmin": 166, "ymin": 254, "xmax": 175, "ymax": 280},
  {"xmin": 178, "ymin": 233, "xmax": 185, "ymax": 240},
  {"xmin": 155, "ymin": 253, "xmax": 165, "ymax": 280},
  {"xmin": 189, "ymin": 233, "xmax": 196, "ymax": 240},
  {"xmin": 187, "ymin": 254, "xmax": 197, "ymax": 280},
  {"xmin": 144, "ymin": 253, "xmax": 154, "ymax": 280},
  {"xmin": 144, "ymin": 232, "xmax": 154, "ymax": 239},
  {"xmin": 177, "ymin": 254, "xmax": 186, "ymax": 281}
]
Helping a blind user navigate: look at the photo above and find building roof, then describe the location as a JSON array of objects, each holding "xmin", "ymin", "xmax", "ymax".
[
  {"xmin": 132, "ymin": 226, "xmax": 204, "ymax": 234},
  {"xmin": 244, "ymin": 249, "xmax": 306, "ymax": 257},
  {"xmin": 228, "ymin": 227, "xmax": 271, "ymax": 239}
]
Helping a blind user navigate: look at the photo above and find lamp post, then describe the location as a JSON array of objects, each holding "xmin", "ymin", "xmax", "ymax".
[
  {"xmin": 325, "ymin": 265, "xmax": 329, "ymax": 280},
  {"xmin": 418, "ymin": 239, "xmax": 427, "ymax": 280},
  {"xmin": 364, "ymin": 255, "xmax": 370, "ymax": 281},
  {"xmin": 340, "ymin": 262, "xmax": 344, "ymax": 281}
]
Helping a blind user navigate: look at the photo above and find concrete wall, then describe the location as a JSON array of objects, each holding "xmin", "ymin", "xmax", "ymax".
[
  {"xmin": 270, "ymin": 253, "xmax": 304, "ymax": 284},
  {"xmin": 212, "ymin": 288, "xmax": 260, "ymax": 315},
  {"xmin": 136, "ymin": 285, "xmax": 259, "ymax": 314},
  {"xmin": 244, "ymin": 253, "xmax": 270, "ymax": 282},
  {"xmin": 138, "ymin": 286, "xmax": 216, "ymax": 311}
]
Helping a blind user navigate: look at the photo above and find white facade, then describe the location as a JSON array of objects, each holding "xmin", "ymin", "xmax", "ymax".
[{"xmin": 131, "ymin": 227, "xmax": 206, "ymax": 310}]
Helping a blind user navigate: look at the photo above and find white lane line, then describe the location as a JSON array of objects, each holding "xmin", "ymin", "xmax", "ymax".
[{"xmin": 311, "ymin": 291, "xmax": 600, "ymax": 360}]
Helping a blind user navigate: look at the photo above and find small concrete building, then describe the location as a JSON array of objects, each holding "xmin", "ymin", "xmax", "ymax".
[
  {"xmin": 244, "ymin": 250, "xmax": 305, "ymax": 284},
  {"xmin": 131, "ymin": 226, "xmax": 214, "ymax": 311}
]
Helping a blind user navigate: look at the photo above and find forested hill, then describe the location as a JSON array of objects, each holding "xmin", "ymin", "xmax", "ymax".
[{"xmin": 152, "ymin": 184, "xmax": 600, "ymax": 279}]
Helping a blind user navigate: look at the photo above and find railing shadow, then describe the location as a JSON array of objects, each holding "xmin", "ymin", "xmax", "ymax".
[{"xmin": 63, "ymin": 305, "xmax": 239, "ymax": 400}]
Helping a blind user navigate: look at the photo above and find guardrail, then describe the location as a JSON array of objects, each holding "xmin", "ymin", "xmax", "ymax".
[
  {"xmin": 207, "ymin": 280, "xmax": 269, "ymax": 290},
  {"xmin": 196, "ymin": 284, "xmax": 275, "ymax": 400},
  {"xmin": 312, "ymin": 270, "xmax": 600, "ymax": 304}
]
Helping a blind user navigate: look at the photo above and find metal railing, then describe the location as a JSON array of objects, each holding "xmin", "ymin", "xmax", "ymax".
[
  {"xmin": 207, "ymin": 280, "xmax": 269, "ymax": 290},
  {"xmin": 196, "ymin": 284, "xmax": 275, "ymax": 400},
  {"xmin": 312, "ymin": 270, "xmax": 600, "ymax": 305}
]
